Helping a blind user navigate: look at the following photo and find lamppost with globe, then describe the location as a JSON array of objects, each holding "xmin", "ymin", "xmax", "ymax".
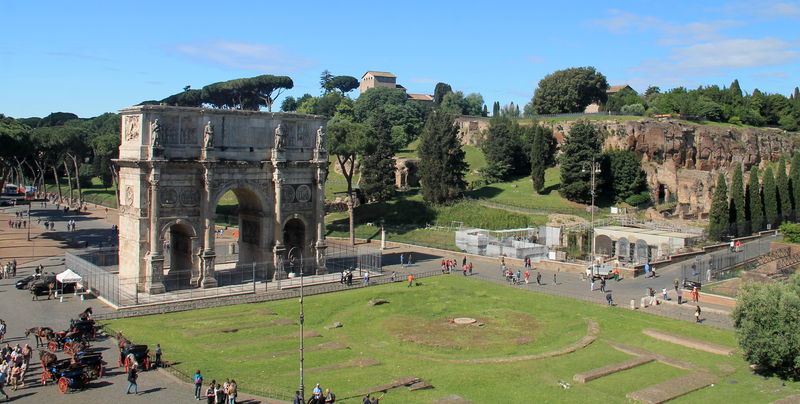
[
  {"xmin": 583, "ymin": 159, "xmax": 601, "ymax": 274},
  {"xmin": 287, "ymin": 246, "xmax": 305, "ymax": 402}
]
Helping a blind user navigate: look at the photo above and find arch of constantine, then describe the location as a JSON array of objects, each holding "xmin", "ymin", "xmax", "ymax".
[{"xmin": 116, "ymin": 105, "xmax": 328, "ymax": 294}]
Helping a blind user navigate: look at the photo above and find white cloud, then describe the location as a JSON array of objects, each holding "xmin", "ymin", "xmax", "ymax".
[
  {"xmin": 524, "ymin": 56, "xmax": 545, "ymax": 64},
  {"xmin": 670, "ymin": 38, "xmax": 799, "ymax": 70},
  {"xmin": 173, "ymin": 40, "xmax": 315, "ymax": 73},
  {"xmin": 592, "ymin": 10, "xmax": 742, "ymax": 45},
  {"xmin": 722, "ymin": 1, "xmax": 800, "ymax": 19}
]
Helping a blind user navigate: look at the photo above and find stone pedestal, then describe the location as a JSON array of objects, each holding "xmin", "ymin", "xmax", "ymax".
[
  {"xmin": 146, "ymin": 254, "xmax": 166, "ymax": 294},
  {"xmin": 273, "ymin": 244, "xmax": 286, "ymax": 280},
  {"xmin": 315, "ymin": 240, "xmax": 327, "ymax": 275},
  {"xmin": 201, "ymin": 251, "xmax": 218, "ymax": 288}
]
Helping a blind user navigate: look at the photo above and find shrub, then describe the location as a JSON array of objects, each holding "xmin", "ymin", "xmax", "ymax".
[
  {"xmin": 625, "ymin": 191, "xmax": 651, "ymax": 206},
  {"xmin": 780, "ymin": 223, "xmax": 800, "ymax": 244},
  {"xmin": 621, "ymin": 103, "xmax": 645, "ymax": 116}
]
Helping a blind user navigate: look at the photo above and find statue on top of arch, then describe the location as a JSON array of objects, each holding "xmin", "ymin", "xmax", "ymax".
[
  {"xmin": 203, "ymin": 121, "xmax": 214, "ymax": 149},
  {"xmin": 316, "ymin": 125, "xmax": 326, "ymax": 152},
  {"xmin": 274, "ymin": 124, "xmax": 285, "ymax": 151}
]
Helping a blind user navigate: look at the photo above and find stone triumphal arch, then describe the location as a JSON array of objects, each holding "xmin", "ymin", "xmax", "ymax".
[{"xmin": 116, "ymin": 105, "xmax": 328, "ymax": 294}]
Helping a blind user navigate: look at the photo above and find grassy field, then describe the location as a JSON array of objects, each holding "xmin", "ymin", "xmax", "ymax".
[{"xmin": 105, "ymin": 276, "xmax": 800, "ymax": 403}]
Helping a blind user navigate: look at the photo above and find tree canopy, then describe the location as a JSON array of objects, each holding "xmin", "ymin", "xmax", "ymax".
[
  {"xmin": 558, "ymin": 120, "xmax": 603, "ymax": 203},
  {"xmin": 418, "ymin": 110, "xmax": 468, "ymax": 204},
  {"xmin": 526, "ymin": 67, "xmax": 609, "ymax": 114}
]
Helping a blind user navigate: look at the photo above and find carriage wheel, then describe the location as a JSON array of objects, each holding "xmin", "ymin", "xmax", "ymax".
[
  {"xmin": 64, "ymin": 342, "xmax": 73, "ymax": 355},
  {"xmin": 48, "ymin": 341, "xmax": 58, "ymax": 352},
  {"xmin": 57, "ymin": 377, "xmax": 69, "ymax": 394}
]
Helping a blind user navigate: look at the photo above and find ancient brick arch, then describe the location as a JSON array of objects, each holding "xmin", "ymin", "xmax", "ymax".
[{"xmin": 115, "ymin": 106, "xmax": 329, "ymax": 294}]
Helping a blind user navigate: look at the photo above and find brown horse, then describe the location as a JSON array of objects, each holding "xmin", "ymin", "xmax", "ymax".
[
  {"xmin": 25, "ymin": 327, "xmax": 54, "ymax": 348},
  {"xmin": 39, "ymin": 349, "xmax": 57, "ymax": 368}
]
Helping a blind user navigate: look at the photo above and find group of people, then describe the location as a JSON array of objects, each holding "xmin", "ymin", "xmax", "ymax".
[
  {"xmin": 440, "ymin": 257, "xmax": 473, "ymax": 276},
  {"xmin": 292, "ymin": 383, "xmax": 337, "ymax": 404},
  {"xmin": 1, "ymin": 260, "xmax": 16, "ymax": 279},
  {"xmin": 0, "ymin": 342, "xmax": 33, "ymax": 398},
  {"xmin": 65, "ymin": 219, "xmax": 78, "ymax": 232},
  {"xmin": 6, "ymin": 218, "xmax": 25, "ymax": 229},
  {"xmin": 194, "ymin": 370, "xmax": 238, "ymax": 404}
]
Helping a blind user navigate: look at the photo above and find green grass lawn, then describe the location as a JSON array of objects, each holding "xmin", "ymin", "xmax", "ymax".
[
  {"xmin": 105, "ymin": 276, "xmax": 800, "ymax": 403},
  {"xmin": 44, "ymin": 177, "xmax": 118, "ymax": 208}
]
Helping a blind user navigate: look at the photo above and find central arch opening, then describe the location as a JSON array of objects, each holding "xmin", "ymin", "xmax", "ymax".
[
  {"xmin": 215, "ymin": 187, "xmax": 269, "ymax": 284},
  {"xmin": 284, "ymin": 218, "xmax": 306, "ymax": 275},
  {"xmin": 164, "ymin": 222, "xmax": 195, "ymax": 291}
]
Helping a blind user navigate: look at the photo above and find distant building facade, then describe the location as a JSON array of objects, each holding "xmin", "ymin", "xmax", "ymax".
[
  {"xmin": 584, "ymin": 84, "xmax": 634, "ymax": 113},
  {"xmin": 359, "ymin": 71, "xmax": 432, "ymax": 102}
]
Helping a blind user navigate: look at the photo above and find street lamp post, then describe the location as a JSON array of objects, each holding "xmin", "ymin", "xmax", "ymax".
[
  {"xmin": 287, "ymin": 246, "xmax": 305, "ymax": 402},
  {"xmin": 583, "ymin": 159, "xmax": 601, "ymax": 274}
]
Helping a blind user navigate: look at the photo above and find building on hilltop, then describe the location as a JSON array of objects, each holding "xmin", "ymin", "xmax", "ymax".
[
  {"xmin": 584, "ymin": 84, "xmax": 634, "ymax": 113},
  {"xmin": 360, "ymin": 71, "xmax": 432, "ymax": 102}
]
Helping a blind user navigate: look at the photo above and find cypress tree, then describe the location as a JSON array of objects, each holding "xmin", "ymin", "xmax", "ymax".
[
  {"xmin": 729, "ymin": 163, "xmax": 746, "ymax": 236},
  {"xmin": 481, "ymin": 104, "xmax": 489, "ymax": 117},
  {"xmin": 492, "ymin": 101, "xmax": 500, "ymax": 117},
  {"xmin": 776, "ymin": 157, "xmax": 791, "ymax": 222},
  {"xmin": 529, "ymin": 125, "xmax": 555, "ymax": 193},
  {"xmin": 418, "ymin": 110, "xmax": 468, "ymax": 204},
  {"xmin": 559, "ymin": 120, "xmax": 602, "ymax": 204},
  {"xmin": 708, "ymin": 172, "xmax": 730, "ymax": 241},
  {"xmin": 791, "ymin": 152, "xmax": 800, "ymax": 220},
  {"xmin": 763, "ymin": 166, "xmax": 779, "ymax": 228},
  {"xmin": 748, "ymin": 166, "xmax": 764, "ymax": 232},
  {"xmin": 359, "ymin": 114, "xmax": 397, "ymax": 203}
]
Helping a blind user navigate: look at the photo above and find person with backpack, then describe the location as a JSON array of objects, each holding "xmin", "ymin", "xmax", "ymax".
[
  {"xmin": 206, "ymin": 380, "xmax": 217, "ymax": 404},
  {"xmin": 324, "ymin": 388, "xmax": 336, "ymax": 403},
  {"xmin": 125, "ymin": 363, "xmax": 138, "ymax": 394},
  {"xmin": 194, "ymin": 370, "xmax": 204, "ymax": 400}
]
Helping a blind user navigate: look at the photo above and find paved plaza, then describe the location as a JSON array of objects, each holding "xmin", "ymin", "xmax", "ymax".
[{"xmin": 0, "ymin": 201, "xmax": 754, "ymax": 403}]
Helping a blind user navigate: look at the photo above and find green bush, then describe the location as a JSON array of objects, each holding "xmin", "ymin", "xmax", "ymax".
[
  {"xmin": 780, "ymin": 223, "xmax": 800, "ymax": 244},
  {"xmin": 625, "ymin": 191, "xmax": 651, "ymax": 206},
  {"xmin": 620, "ymin": 103, "xmax": 645, "ymax": 116}
]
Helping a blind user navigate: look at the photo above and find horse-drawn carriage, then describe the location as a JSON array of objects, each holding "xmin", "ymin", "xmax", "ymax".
[
  {"xmin": 70, "ymin": 319, "xmax": 97, "ymax": 339},
  {"xmin": 45, "ymin": 330, "xmax": 89, "ymax": 355},
  {"xmin": 40, "ymin": 350, "xmax": 104, "ymax": 393},
  {"xmin": 119, "ymin": 344, "xmax": 150, "ymax": 371}
]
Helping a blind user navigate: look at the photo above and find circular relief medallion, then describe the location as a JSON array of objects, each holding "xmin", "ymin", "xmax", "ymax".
[
  {"xmin": 161, "ymin": 189, "xmax": 178, "ymax": 205},
  {"xmin": 282, "ymin": 186, "xmax": 296, "ymax": 203},
  {"xmin": 180, "ymin": 189, "xmax": 199, "ymax": 206},
  {"xmin": 295, "ymin": 184, "xmax": 311, "ymax": 202}
]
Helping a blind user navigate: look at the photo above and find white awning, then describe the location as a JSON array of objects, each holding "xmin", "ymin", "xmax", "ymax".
[{"xmin": 56, "ymin": 269, "xmax": 82, "ymax": 284}]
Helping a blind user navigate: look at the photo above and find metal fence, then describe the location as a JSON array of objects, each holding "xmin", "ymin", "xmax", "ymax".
[
  {"xmin": 680, "ymin": 235, "xmax": 777, "ymax": 284},
  {"xmin": 65, "ymin": 241, "xmax": 383, "ymax": 308}
]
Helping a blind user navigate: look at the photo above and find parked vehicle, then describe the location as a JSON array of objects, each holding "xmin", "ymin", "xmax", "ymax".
[{"xmin": 15, "ymin": 275, "xmax": 35, "ymax": 289}]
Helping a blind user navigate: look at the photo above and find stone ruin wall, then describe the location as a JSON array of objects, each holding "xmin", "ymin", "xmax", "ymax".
[
  {"xmin": 543, "ymin": 119, "xmax": 797, "ymax": 217},
  {"xmin": 454, "ymin": 115, "xmax": 798, "ymax": 217}
]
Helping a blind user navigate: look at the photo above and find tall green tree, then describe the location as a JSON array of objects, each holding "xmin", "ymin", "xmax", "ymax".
[
  {"xmin": 729, "ymin": 163, "xmax": 746, "ymax": 236},
  {"xmin": 418, "ymin": 111, "xmax": 468, "ymax": 204},
  {"xmin": 529, "ymin": 125, "xmax": 556, "ymax": 193},
  {"xmin": 327, "ymin": 118, "xmax": 368, "ymax": 245},
  {"xmin": 747, "ymin": 167, "xmax": 765, "ymax": 232},
  {"xmin": 359, "ymin": 114, "xmax": 397, "ymax": 203},
  {"xmin": 559, "ymin": 120, "xmax": 602, "ymax": 203},
  {"xmin": 480, "ymin": 117, "xmax": 526, "ymax": 183},
  {"xmin": 708, "ymin": 173, "xmax": 730, "ymax": 241},
  {"xmin": 603, "ymin": 149, "xmax": 648, "ymax": 203},
  {"xmin": 791, "ymin": 153, "xmax": 800, "ymax": 220},
  {"xmin": 733, "ymin": 273, "xmax": 800, "ymax": 379},
  {"xmin": 777, "ymin": 158, "xmax": 792, "ymax": 222},
  {"xmin": 492, "ymin": 101, "xmax": 500, "ymax": 117},
  {"xmin": 433, "ymin": 82, "xmax": 452, "ymax": 105},
  {"xmin": 526, "ymin": 67, "xmax": 609, "ymax": 114},
  {"xmin": 324, "ymin": 76, "xmax": 359, "ymax": 95},
  {"xmin": 763, "ymin": 166, "xmax": 779, "ymax": 229}
]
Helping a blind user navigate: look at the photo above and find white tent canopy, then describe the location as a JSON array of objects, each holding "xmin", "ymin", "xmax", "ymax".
[{"xmin": 56, "ymin": 269, "xmax": 82, "ymax": 284}]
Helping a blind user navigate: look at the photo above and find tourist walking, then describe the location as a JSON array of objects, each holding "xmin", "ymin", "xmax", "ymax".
[
  {"xmin": 0, "ymin": 367, "xmax": 9, "ymax": 402},
  {"xmin": 399, "ymin": 254, "xmax": 404, "ymax": 267},
  {"xmin": 553, "ymin": 273, "xmax": 557, "ymax": 285},
  {"xmin": 293, "ymin": 391, "xmax": 303, "ymax": 404},
  {"xmin": 600, "ymin": 278, "xmax": 606, "ymax": 293},
  {"xmin": 313, "ymin": 383, "xmax": 323, "ymax": 401},
  {"xmin": 695, "ymin": 306, "xmax": 702, "ymax": 323},
  {"xmin": 407, "ymin": 274, "xmax": 414, "ymax": 287},
  {"xmin": 677, "ymin": 287, "xmax": 683, "ymax": 304},
  {"xmin": 590, "ymin": 277, "xmax": 595, "ymax": 292},
  {"xmin": 407, "ymin": 253, "xmax": 413, "ymax": 266},
  {"xmin": 154, "ymin": 344, "xmax": 162, "ymax": 368},
  {"xmin": 325, "ymin": 388, "xmax": 336, "ymax": 403},
  {"xmin": 0, "ymin": 320, "xmax": 6, "ymax": 344},
  {"xmin": 194, "ymin": 369, "xmax": 204, "ymax": 400},
  {"xmin": 606, "ymin": 291, "xmax": 614, "ymax": 306},
  {"xmin": 125, "ymin": 364, "xmax": 138, "ymax": 394},
  {"xmin": 206, "ymin": 380, "xmax": 217, "ymax": 404},
  {"xmin": 691, "ymin": 287, "xmax": 699, "ymax": 302},
  {"xmin": 363, "ymin": 271, "xmax": 370, "ymax": 285},
  {"xmin": 524, "ymin": 270, "xmax": 530, "ymax": 284},
  {"xmin": 536, "ymin": 272, "xmax": 542, "ymax": 285}
]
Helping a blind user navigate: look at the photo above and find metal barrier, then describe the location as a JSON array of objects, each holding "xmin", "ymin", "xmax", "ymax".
[{"xmin": 680, "ymin": 235, "xmax": 777, "ymax": 283}]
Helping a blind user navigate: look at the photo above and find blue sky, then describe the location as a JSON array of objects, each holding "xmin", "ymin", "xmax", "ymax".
[{"xmin": 1, "ymin": 0, "xmax": 799, "ymax": 118}]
